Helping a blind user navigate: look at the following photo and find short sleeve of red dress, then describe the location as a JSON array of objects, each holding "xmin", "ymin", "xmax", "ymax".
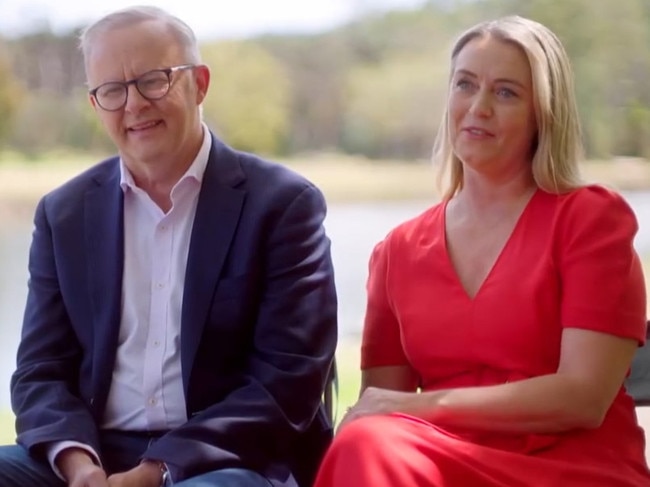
[
  {"xmin": 559, "ymin": 186, "xmax": 647, "ymax": 343},
  {"xmin": 360, "ymin": 236, "xmax": 410, "ymax": 369}
]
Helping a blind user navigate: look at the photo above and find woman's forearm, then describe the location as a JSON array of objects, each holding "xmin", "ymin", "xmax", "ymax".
[{"xmin": 396, "ymin": 373, "xmax": 608, "ymax": 433}]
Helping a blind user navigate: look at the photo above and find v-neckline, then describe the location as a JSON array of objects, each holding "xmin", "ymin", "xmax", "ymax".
[{"xmin": 441, "ymin": 188, "xmax": 540, "ymax": 301}]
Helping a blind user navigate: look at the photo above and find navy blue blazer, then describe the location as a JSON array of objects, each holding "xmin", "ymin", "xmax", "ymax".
[{"xmin": 10, "ymin": 134, "xmax": 338, "ymax": 487}]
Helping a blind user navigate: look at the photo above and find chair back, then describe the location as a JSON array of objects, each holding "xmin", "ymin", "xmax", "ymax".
[
  {"xmin": 323, "ymin": 359, "xmax": 338, "ymax": 424},
  {"xmin": 625, "ymin": 322, "xmax": 650, "ymax": 406}
]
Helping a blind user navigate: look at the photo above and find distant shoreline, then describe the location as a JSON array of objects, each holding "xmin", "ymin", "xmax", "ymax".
[{"xmin": 1, "ymin": 156, "xmax": 649, "ymax": 223}]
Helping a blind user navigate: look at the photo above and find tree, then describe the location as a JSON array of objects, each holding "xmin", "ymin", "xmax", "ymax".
[
  {"xmin": 260, "ymin": 33, "xmax": 352, "ymax": 155},
  {"xmin": 200, "ymin": 41, "xmax": 291, "ymax": 156},
  {"xmin": 342, "ymin": 53, "xmax": 448, "ymax": 159},
  {"xmin": 0, "ymin": 40, "xmax": 24, "ymax": 149},
  {"xmin": 494, "ymin": 0, "xmax": 650, "ymax": 158}
]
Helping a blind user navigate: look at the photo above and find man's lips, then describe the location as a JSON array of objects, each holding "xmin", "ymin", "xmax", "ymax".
[{"xmin": 127, "ymin": 120, "xmax": 162, "ymax": 132}]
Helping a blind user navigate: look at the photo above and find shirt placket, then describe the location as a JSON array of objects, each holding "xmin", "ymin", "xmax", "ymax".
[{"xmin": 143, "ymin": 216, "xmax": 173, "ymax": 430}]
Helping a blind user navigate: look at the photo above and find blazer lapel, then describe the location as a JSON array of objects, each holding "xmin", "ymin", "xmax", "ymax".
[
  {"xmin": 181, "ymin": 137, "xmax": 246, "ymax": 393},
  {"xmin": 84, "ymin": 162, "xmax": 124, "ymax": 410}
]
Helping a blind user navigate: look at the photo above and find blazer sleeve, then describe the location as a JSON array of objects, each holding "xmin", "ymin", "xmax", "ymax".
[
  {"xmin": 11, "ymin": 197, "xmax": 101, "ymax": 456},
  {"xmin": 144, "ymin": 183, "xmax": 338, "ymax": 481}
]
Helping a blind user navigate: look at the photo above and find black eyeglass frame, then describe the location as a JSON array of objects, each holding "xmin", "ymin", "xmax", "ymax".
[{"xmin": 88, "ymin": 64, "xmax": 196, "ymax": 111}]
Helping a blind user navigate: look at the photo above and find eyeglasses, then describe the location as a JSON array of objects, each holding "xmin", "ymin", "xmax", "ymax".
[{"xmin": 89, "ymin": 64, "xmax": 196, "ymax": 111}]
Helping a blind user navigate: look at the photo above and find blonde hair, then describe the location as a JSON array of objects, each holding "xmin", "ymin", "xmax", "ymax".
[
  {"xmin": 434, "ymin": 15, "xmax": 584, "ymax": 200},
  {"xmin": 79, "ymin": 6, "xmax": 201, "ymax": 75}
]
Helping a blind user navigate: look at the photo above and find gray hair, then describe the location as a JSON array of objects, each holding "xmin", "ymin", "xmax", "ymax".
[{"xmin": 79, "ymin": 5, "xmax": 201, "ymax": 72}]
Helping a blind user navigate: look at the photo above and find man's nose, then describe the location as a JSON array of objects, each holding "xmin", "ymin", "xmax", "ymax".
[{"xmin": 124, "ymin": 83, "xmax": 151, "ymax": 113}]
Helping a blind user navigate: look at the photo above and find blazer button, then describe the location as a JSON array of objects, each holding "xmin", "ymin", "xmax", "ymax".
[{"xmin": 90, "ymin": 398, "xmax": 95, "ymax": 406}]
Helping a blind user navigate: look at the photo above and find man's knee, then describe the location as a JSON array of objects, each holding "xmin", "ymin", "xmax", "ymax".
[
  {"xmin": 0, "ymin": 444, "xmax": 63, "ymax": 487},
  {"xmin": 0, "ymin": 444, "xmax": 31, "ymax": 469}
]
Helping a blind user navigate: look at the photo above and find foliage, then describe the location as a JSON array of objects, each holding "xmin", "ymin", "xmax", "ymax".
[
  {"xmin": 487, "ymin": 0, "xmax": 650, "ymax": 159},
  {"xmin": 0, "ymin": 41, "xmax": 24, "ymax": 148},
  {"xmin": 260, "ymin": 33, "xmax": 352, "ymax": 154},
  {"xmin": 342, "ymin": 53, "xmax": 446, "ymax": 159},
  {"xmin": 9, "ymin": 89, "xmax": 111, "ymax": 157},
  {"xmin": 2, "ymin": 0, "xmax": 650, "ymax": 161},
  {"xmin": 200, "ymin": 41, "xmax": 291, "ymax": 156}
]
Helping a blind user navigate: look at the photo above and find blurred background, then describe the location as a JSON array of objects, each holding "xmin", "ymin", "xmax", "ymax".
[{"xmin": 1, "ymin": 0, "xmax": 650, "ymax": 450}]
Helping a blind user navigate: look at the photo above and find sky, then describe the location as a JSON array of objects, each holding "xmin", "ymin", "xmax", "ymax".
[{"xmin": 0, "ymin": 0, "xmax": 427, "ymax": 40}]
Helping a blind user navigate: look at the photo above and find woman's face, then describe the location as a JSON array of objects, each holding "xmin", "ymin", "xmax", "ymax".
[{"xmin": 448, "ymin": 35, "xmax": 538, "ymax": 180}]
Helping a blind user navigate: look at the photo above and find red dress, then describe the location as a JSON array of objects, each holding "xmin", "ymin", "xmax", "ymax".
[{"xmin": 314, "ymin": 186, "xmax": 650, "ymax": 486}]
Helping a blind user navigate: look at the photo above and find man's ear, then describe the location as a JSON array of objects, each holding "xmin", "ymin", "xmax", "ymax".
[{"xmin": 194, "ymin": 64, "xmax": 211, "ymax": 104}]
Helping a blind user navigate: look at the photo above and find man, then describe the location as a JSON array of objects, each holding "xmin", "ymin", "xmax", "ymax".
[{"xmin": 0, "ymin": 6, "xmax": 337, "ymax": 487}]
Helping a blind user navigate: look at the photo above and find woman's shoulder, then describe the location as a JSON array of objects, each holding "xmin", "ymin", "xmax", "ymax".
[
  {"xmin": 369, "ymin": 201, "xmax": 444, "ymax": 262},
  {"xmin": 385, "ymin": 201, "xmax": 445, "ymax": 244},
  {"xmin": 555, "ymin": 184, "xmax": 633, "ymax": 213},
  {"xmin": 550, "ymin": 184, "xmax": 638, "ymax": 237}
]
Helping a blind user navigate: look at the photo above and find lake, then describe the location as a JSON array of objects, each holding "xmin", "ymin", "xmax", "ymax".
[{"xmin": 3, "ymin": 193, "xmax": 650, "ymax": 412}]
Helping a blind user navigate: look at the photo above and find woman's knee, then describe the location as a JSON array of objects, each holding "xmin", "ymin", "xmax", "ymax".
[{"xmin": 333, "ymin": 414, "xmax": 408, "ymax": 455}]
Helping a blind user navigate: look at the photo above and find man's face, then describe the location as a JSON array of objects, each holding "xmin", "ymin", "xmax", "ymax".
[{"xmin": 86, "ymin": 20, "xmax": 209, "ymax": 170}]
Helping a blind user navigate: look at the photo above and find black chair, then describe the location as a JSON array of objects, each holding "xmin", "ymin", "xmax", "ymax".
[
  {"xmin": 323, "ymin": 359, "xmax": 338, "ymax": 424},
  {"xmin": 625, "ymin": 323, "xmax": 650, "ymax": 406}
]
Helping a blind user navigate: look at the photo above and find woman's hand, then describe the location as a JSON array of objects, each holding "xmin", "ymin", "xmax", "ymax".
[{"xmin": 338, "ymin": 387, "xmax": 413, "ymax": 432}]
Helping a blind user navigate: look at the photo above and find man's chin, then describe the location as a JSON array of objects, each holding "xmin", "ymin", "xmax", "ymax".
[{"xmin": 119, "ymin": 147, "xmax": 164, "ymax": 168}]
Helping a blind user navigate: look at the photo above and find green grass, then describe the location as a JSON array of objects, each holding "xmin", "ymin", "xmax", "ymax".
[
  {"xmin": 0, "ymin": 411, "xmax": 14, "ymax": 445},
  {"xmin": 332, "ymin": 339, "xmax": 362, "ymax": 423}
]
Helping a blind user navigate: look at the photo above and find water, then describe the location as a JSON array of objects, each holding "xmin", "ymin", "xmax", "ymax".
[
  {"xmin": 3, "ymin": 192, "xmax": 650, "ymax": 411},
  {"xmin": 0, "ymin": 223, "xmax": 30, "ymax": 410}
]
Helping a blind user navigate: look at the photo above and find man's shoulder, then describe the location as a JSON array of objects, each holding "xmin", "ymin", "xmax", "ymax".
[
  {"xmin": 207, "ymin": 132, "xmax": 312, "ymax": 190},
  {"xmin": 41, "ymin": 155, "xmax": 120, "ymax": 207},
  {"xmin": 233, "ymin": 149, "xmax": 312, "ymax": 188},
  {"xmin": 215, "ymin": 142, "xmax": 322, "ymax": 205},
  {"xmin": 49, "ymin": 155, "xmax": 118, "ymax": 191}
]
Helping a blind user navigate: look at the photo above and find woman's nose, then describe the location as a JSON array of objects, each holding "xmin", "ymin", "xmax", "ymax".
[{"xmin": 469, "ymin": 90, "xmax": 492, "ymax": 117}]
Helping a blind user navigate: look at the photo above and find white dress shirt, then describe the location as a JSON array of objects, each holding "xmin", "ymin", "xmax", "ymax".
[{"xmin": 48, "ymin": 124, "xmax": 212, "ymax": 474}]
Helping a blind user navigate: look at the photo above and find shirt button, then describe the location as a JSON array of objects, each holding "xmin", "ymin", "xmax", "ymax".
[{"xmin": 148, "ymin": 397, "xmax": 157, "ymax": 406}]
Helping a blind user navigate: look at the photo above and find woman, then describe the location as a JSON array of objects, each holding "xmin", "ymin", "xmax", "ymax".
[{"xmin": 314, "ymin": 15, "xmax": 650, "ymax": 487}]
